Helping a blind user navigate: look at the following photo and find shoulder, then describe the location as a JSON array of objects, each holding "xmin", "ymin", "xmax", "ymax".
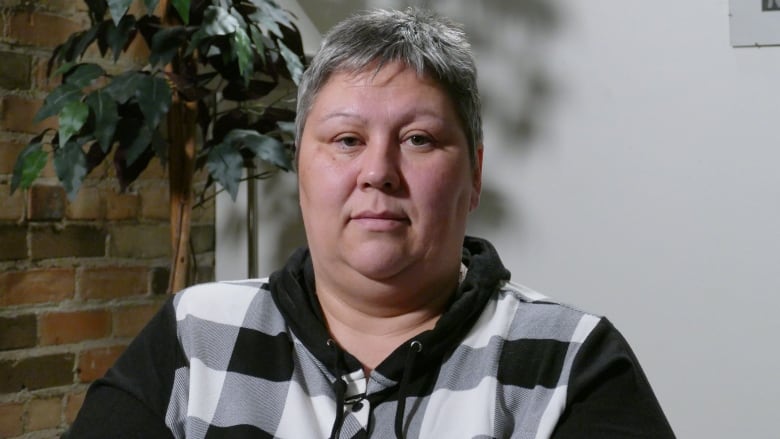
[
  {"xmin": 494, "ymin": 281, "xmax": 604, "ymax": 345},
  {"xmin": 172, "ymin": 278, "xmax": 272, "ymax": 325}
]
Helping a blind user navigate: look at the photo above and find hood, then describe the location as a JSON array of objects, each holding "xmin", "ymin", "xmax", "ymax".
[{"xmin": 269, "ymin": 235, "xmax": 511, "ymax": 381}]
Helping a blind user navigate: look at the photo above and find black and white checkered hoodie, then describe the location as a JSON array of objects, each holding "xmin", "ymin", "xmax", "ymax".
[{"xmin": 68, "ymin": 237, "xmax": 674, "ymax": 438}]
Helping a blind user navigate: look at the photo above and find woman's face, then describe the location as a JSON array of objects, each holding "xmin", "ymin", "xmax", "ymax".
[{"xmin": 298, "ymin": 62, "xmax": 482, "ymax": 291}]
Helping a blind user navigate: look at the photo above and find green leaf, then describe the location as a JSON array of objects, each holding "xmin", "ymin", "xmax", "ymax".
[
  {"xmin": 225, "ymin": 129, "xmax": 291, "ymax": 171},
  {"xmin": 249, "ymin": 4, "xmax": 283, "ymax": 38},
  {"xmin": 151, "ymin": 129, "xmax": 168, "ymax": 164},
  {"xmin": 135, "ymin": 75, "xmax": 172, "ymax": 129},
  {"xmin": 58, "ymin": 100, "xmax": 89, "ymax": 147},
  {"xmin": 64, "ymin": 63, "xmax": 105, "ymax": 88},
  {"xmin": 85, "ymin": 90, "xmax": 119, "ymax": 152},
  {"xmin": 249, "ymin": 25, "xmax": 265, "ymax": 64},
  {"xmin": 115, "ymin": 118, "xmax": 152, "ymax": 167},
  {"xmin": 143, "ymin": 0, "xmax": 160, "ymax": 15},
  {"xmin": 260, "ymin": 0, "xmax": 294, "ymax": 30},
  {"xmin": 206, "ymin": 141, "xmax": 243, "ymax": 200},
  {"xmin": 150, "ymin": 26, "xmax": 186, "ymax": 67},
  {"xmin": 10, "ymin": 135, "xmax": 48, "ymax": 194},
  {"xmin": 172, "ymin": 0, "xmax": 190, "ymax": 25},
  {"xmin": 107, "ymin": 0, "xmax": 133, "ymax": 26},
  {"xmin": 72, "ymin": 25, "xmax": 100, "ymax": 60},
  {"xmin": 53, "ymin": 139, "xmax": 88, "ymax": 200},
  {"xmin": 85, "ymin": 0, "xmax": 108, "ymax": 25},
  {"xmin": 34, "ymin": 84, "xmax": 82, "ymax": 123},
  {"xmin": 278, "ymin": 39, "xmax": 303, "ymax": 85},
  {"xmin": 106, "ymin": 15, "xmax": 136, "ymax": 62},
  {"xmin": 201, "ymin": 5, "xmax": 239, "ymax": 36},
  {"xmin": 125, "ymin": 123, "xmax": 153, "ymax": 166},
  {"xmin": 233, "ymin": 28, "xmax": 253, "ymax": 84},
  {"xmin": 104, "ymin": 71, "xmax": 144, "ymax": 103},
  {"xmin": 52, "ymin": 61, "xmax": 77, "ymax": 78}
]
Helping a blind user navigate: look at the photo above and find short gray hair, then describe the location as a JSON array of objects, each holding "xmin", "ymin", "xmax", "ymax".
[{"xmin": 294, "ymin": 8, "xmax": 482, "ymax": 167}]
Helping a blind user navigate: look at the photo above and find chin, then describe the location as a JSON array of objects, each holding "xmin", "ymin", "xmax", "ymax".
[{"xmin": 344, "ymin": 243, "xmax": 414, "ymax": 281}]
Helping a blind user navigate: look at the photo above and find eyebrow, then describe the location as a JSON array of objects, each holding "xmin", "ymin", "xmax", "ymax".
[
  {"xmin": 317, "ymin": 111, "xmax": 367, "ymax": 123},
  {"xmin": 317, "ymin": 109, "xmax": 448, "ymax": 125}
]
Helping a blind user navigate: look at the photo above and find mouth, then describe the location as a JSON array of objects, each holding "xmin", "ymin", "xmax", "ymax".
[{"xmin": 351, "ymin": 211, "xmax": 410, "ymax": 231}]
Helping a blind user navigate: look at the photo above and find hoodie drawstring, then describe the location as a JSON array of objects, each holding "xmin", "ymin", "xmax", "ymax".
[
  {"xmin": 328, "ymin": 339, "xmax": 347, "ymax": 439},
  {"xmin": 394, "ymin": 340, "xmax": 422, "ymax": 439}
]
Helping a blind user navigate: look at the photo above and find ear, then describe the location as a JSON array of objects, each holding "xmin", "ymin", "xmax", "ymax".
[{"xmin": 469, "ymin": 146, "xmax": 484, "ymax": 212}]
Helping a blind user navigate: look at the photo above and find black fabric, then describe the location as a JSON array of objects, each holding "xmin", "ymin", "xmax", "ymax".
[
  {"xmin": 64, "ymin": 237, "xmax": 675, "ymax": 438},
  {"xmin": 551, "ymin": 318, "xmax": 676, "ymax": 438},
  {"xmin": 203, "ymin": 424, "xmax": 275, "ymax": 439},
  {"xmin": 497, "ymin": 338, "xmax": 570, "ymax": 389},
  {"xmin": 66, "ymin": 298, "xmax": 181, "ymax": 438},
  {"xmin": 270, "ymin": 236, "xmax": 511, "ymax": 385},
  {"xmin": 226, "ymin": 329, "xmax": 294, "ymax": 380}
]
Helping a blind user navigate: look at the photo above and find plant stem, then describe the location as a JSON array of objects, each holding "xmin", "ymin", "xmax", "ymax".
[{"xmin": 162, "ymin": 0, "xmax": 198, "ymax": 294}]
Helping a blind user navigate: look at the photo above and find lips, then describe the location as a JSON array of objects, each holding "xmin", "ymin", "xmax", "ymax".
[{"xmin": 351, "ymin": 210, "xmax": 409, "ymax": 231}]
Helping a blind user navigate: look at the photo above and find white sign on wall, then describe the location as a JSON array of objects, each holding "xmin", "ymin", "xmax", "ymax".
[{"xmin": 730, "ymin": 0, "xmax": 780, "ymax": 46}]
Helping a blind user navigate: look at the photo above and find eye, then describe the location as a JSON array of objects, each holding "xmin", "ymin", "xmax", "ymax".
[
  {"xmin": 405, "ymin": 134, "xmax": 434, "ymax": 148},
  {"xmin": 336, "ymin": 135, "xmax": 362, "ymax": 149}
]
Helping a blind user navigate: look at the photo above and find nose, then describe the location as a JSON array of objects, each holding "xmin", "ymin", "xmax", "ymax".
[{"xmin": 358, "ymin": 137, "xmax": 401, "ymax": 192}]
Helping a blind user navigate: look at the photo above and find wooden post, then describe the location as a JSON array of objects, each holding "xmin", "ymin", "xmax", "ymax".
[{"xmin": 160, "ymin": 0, "xmax": 198, "ymax": 293}]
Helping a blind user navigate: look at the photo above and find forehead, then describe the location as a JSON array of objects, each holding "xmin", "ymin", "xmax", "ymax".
[{"xmin": 307, "ymin": 62, "xmax": 454, "ymax": 117}]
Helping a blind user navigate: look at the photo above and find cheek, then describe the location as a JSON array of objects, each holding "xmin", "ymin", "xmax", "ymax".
[
  {"xmin": 415, "ymin": 168, "xmax": 474, "ymax": 216},
  {"xmin": 298, "ymin": 153, "xmax": 352, "ymax": 211}
]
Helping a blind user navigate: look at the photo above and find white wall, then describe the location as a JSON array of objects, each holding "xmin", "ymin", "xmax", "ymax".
[{"xmin": 217, "ymin": 1, "xmax": 780, "ymax": 437}]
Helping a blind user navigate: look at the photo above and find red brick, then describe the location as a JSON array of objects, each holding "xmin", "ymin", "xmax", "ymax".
[
  {"xmin": 78, "ymin": 345, "xmax": 125, "ymax": 382},
  {"xmin": 0, "ymin": 353, "xmax": 75, "ymax": 392},
  {"xmin": 32, "ymin": 55, "xmax": 62, "ymax": 92},
  {"xmin": 136, "ymin": 157, "xmax": 167, "ymax": 180},
  {"xmin": 123, "ymin": 33, "xmax": 151, "ymax": 65},
  {"xmin": 0, "ymin": 224, "xmax": 28, "ymax": 260},
  {"xmin": 0, "ymin": 11, "xmax": 83, "ymax": 48},
  {"xmin": 39, "ymin": 310, "xmax": 111, "ymax": 345},
  {"xmin": 139, "ymin": 185, "xmax": 170, "ymax": 220},
  {"xmin": 191, "ymin": 225, "xmax": 215, "ymax": 254},
  {"xmin": 0, "ymin": 315, "xmax": 37, "ymax": 350},
  {"xmin": 0, "ymin": 140, "xmax": 28, "ymax": 175},
  {"xmin": 28, "ymin": 184, "xmax": 67, "ymax": 221},
  {"xmin": 0, "ymin": 268, "xmax": 75, "ymax": 306},
  {"xmin": 196, "ymin": 264, "xmax": 215, "ymax": 284},
  {"xmin": 34, "ymin": 0, "xmax": 90, "ymax": 15},
  {"xmin": 105, "ymin": 190, "xmax": 140, "ymax": 220},
  {"xmin": 108, "ymin": 224, "xmax": 170, "ymax": 259},
  {"xmin": 0, "ymin": 402, "xmax": 24, "ymax": 438},
  {"xmin": 27, "ymin": 397, "xmax": 62, "ymax": 431},
  {"xmin": 30, "ymin": 224, "xmax": 106, "ymax": 259},
  {"xmin": 0, "ymin": 51, "xmax": 31, "ymax": 90},
  {"xmin": 191, "ymin": 195, "xmax": 216, "ymax": 223},
  {"xmin": 0, "ymin": 95, "xmax": 58, "ymax": 133},
  {"xmin": 151, "ymin": 266, "xmax": 170, "ymax": 295},
  {"xmin": 64, "ymin": 390, "xmax": 86, "ymax": 424},
  {"xmin": 114, "ymin": 303, "xmax": 160, "ymax": 337},
  {"xmin": 80, "ymin": 266, "xmax": 148, "ymax": 300},
  {"xmin": 65, "ymin": 185, "xmax": 103, "ymax": 219},
  {"xmin": 0, "ymin": 184, "xmax": 25, "ymax": 221}
]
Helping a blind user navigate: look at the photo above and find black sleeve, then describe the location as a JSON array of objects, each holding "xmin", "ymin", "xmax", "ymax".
[
  {"xmin": 551, "ymin": 318, "xmax": 676, "ymax": 438},
  {"xmin": 66, "ymin": 297, "xmax": 182, "ymax": 439}
]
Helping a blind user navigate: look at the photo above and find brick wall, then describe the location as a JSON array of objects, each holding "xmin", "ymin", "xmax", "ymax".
[{"xmin": 0, "ymin": 1, "xmax": 215, "ymax": 437}]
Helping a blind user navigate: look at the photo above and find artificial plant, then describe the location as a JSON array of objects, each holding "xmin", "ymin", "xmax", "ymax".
[{"xmin": 11, "ymin": 0, "xmax": 305, "ymax": 292}]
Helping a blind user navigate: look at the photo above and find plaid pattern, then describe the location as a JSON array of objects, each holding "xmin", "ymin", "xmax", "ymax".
[
  {"xmin": 162, "ymin": 279, "xmax": 601, "ymax": 439},
  {"xmin": 70, "ymin": 238, "xmax": 673, "ymax": 438}
]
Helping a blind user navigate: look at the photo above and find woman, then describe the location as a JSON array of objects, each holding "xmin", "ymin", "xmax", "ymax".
[{"xmin": 68, "ymin": 8, "xmax": 675, "ymax": 438}]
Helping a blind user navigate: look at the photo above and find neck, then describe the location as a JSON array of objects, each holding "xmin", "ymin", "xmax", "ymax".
[{"xmin": 316, "ymin": 271, "xmax": 458, "ymax": 372}]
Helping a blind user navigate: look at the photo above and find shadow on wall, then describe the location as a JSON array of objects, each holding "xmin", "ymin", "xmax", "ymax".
[
  {"xmin": 268, "ymin": 0, "xmax": 560, "ymax": 266},
  {"xmin": 429, "ymin": 0, "xmax": 560, "ymax": 233}
]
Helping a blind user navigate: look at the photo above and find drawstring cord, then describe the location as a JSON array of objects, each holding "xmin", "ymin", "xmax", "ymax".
[
  {"xmin": 327, "ymin": 339, "xmax": 347, "ymax": 439},
  {"xmin": 394, "ymin": 340, "xmax": 422, "ymax": 439}
]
